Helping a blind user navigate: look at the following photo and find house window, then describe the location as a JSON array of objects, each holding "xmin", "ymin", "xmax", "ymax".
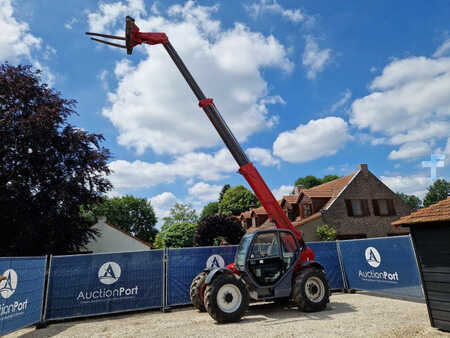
[
  {"xmin": 345, "ymin": 200, "xmax": 370, "ymax": 217},
  {"xmin": 373, "ymin": 199, "xmax": 396, "ymax": 216},
  {"xmin": 303, "ymin": 204, "xmax": 312, "ymax": 217}
]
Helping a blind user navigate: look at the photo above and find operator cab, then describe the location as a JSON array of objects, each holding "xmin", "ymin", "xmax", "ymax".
[{"xmin": 235, "ymin": 229, "xmax": 300, "ymax": 287}]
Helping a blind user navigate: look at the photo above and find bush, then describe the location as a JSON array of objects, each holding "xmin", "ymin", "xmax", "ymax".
[{"xmin": 316, "ymin": 224, "xmax": 337, "ymax": 241}]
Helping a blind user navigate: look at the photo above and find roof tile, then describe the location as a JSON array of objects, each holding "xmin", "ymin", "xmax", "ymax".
[{"xmin": 393, "ymin": 197, "xmax": 450, "ymax": 226}]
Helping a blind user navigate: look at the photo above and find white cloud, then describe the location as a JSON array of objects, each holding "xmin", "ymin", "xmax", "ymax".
[
  {"xmin": 108, "ymin": 148, "xmax": 237, "ymax": 190},
  {"xmin": 302, "ymin": 36, "xmax": 332, "ymax": 79},
  {"xmin": 433, "ymin": 38, "xmax": 450, "ymax": 58},
  {"xmin": 245, "ymin": 0, "xmax": 308, "ymax": 24},
  {"xmin": 273, "ymin": 117, "xmax": 352, "ymax": 163},
  {"xmin": 350, "ymin": 56, "xmax": 450, "ymax": 136},
  {"xmin": 96, "ymin": 2, "xmax": 292, "ymax": 155},
  {"xmin": 64, "ymin": 17, "xmax": 78, "ymax": 30},
  {"xmin": 330, "ymin": 89, "xmax": 352, "ymax": 113},
  {"xmin": 0, "ymin": 0, "xmax": 41, "ymax": 62},
  {"xmin": 149, "ymin": 192, "xmax": 177, "ymax": 226},
  {"xmin": 188, "ymin": 182, "xmax": 221, "ymax": 202},
  {"xmin": 272, "ymin": 185, "xmax": 293, "ymax": 200},
  {"xmin": 388, "ymin": 142, "xmax": 431, "ymax": 160},
  {"xmin": 87, "ymin": 0, "xmax": 146, "ymax": 33},
  {"xmin": 247, "ymin": 147, "xmax": 280, "ymax": 166},
  {"xmin": 390, "ymin": 121, "xmax": 450, "ymax": 145},
  {"xmin": 381, "ymin": 175, "xmax": 431, "ymax": 199}
]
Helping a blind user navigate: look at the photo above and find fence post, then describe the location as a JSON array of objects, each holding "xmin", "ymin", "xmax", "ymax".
[
  {"xmin": 162, "ymin": 248, "xmax": 171, "ymax": 312},
  {"xmin": 36, "ymin": 255, "xmax": 51, "ymax": 329},
  {"xmin": 336, "ymin": 241, "xmax": 349, "ymax": 291}
]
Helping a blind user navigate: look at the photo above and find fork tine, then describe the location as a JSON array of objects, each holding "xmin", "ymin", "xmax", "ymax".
[
  {"xmin": 90, "ymin": 38, "xmax": 126, "ymax": 49},
  {"xmin": 86, "ymin": 32, "xmax": 126, "ymax": 41}
]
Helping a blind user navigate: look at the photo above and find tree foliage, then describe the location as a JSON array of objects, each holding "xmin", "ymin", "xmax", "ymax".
[
  {"xmin": 423, "ymin": 179, "xmax": 449, "ymax": 208},
  {"xmin": 84, "ymin": 195, "xmax": 158, "ymax": 243},
  {"xmin": 200, "ymin": 201, "xmax": 219, "ymax": 219},
  {"xmin": 396, "ymin": 192, "xmax": 422, "ymax": 211},
  {"xmin": 316, "ymin": 224, "xmax": 337, "ymax": 241},
  {"xmin": 293, "ymin": 175, "xmax": 340, "ymax": 191},
  {"xmin": 219, "ymin": 184, "xmax": 230, "ymax": 203},
  {"xmin": 163, "ymin": 222, "xmax": 197, "ymax": 248},
  {"xmin": 194, "ymin": 214, "xmax": 245, "ymax": 246},
  {"xmin": 218, "ymin": 185, "xmax": 259, "ymax": 216},
  {"xmin": 0, "ymin": 64, "xmax": 111, "ymax": 255},
  {"xmin": 161, "ymin": 203, "xmax": 198, "ymax": 232}
]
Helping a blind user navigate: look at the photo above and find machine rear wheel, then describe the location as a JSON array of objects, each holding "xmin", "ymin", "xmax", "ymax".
[
  {"xmin": 190, "ymin": 271, "xmax": 207, "ymax": 312},
  {"xmin": 204, "ymin": 274, "xmax": 248, "ymax": 323},
  {"xmin": 293, "ymin": 268, "xmax": 329, "ymax": 312}
]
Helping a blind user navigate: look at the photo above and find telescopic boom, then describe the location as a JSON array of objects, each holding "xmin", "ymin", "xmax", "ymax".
[{"xmin": 86, "ymin": 16, "xmax": 302, "ymax": 241}]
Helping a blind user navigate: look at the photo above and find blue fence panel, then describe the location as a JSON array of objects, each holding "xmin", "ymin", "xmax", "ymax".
[
  {"xmin": 45, "ymin": 250, "xmax": 163, "ymax": 320},
  {"xmin": 307, "ymin": 242, "xmax": 344, "ymax": 289},
  {"xmin": 167, "ymin": 246, "xmax": 238, "ymax": 306},
  {"xmin": 0, "ymin": 256, "xmax": 46, "ymax": 336},
  {"xmin": 339, "ymin": 236, "xmax": 423, "ymax": 298}
]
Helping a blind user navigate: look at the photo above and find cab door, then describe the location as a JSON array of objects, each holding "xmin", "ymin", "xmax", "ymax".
[{"xmin": 247, "ymin": 231, "xmax": 283, "ymax": 286}]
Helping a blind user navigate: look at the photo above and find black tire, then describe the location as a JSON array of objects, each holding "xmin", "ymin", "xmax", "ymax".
[
  {"xmin": 204, "ymin": 274, "xmax": 249, "ymax": 323},
  {"xmin": 292, "ymin": 268, "xmax": 330, "ymax": 312},
  {"xmin": 190, "ymin": 271, "xmax": 207, "ymax": 312}
]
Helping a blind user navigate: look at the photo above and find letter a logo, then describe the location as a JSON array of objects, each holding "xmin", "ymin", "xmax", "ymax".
[
  {"xmin": 365, "ymin": 247, "xmax": 381, "ymax": 268},
  {"xmin": 206, "ymin": 255, "xmax": 225, "ymax": 269},
  {"xmin": 98, "ymin": 262, "xmax": 121, "ymax": 285},
  {"xmin": 0, "ymin": 269, "xmax": 18, "ymax": 299}
]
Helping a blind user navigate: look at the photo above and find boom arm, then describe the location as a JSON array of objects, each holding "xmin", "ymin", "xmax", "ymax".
[{"xmin": 86, "ymin": 17, "xmax": 302, "ymax": 241}]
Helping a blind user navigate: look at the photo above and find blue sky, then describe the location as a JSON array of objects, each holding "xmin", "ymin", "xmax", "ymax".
[{"xmin": 4, "ymin": 0, "xmax": 450, "ymax": 224}]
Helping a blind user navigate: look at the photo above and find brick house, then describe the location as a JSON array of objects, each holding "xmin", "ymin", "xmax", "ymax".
[{"xmin": 240, "ymin": 164, "xmax": 411, "ymax": 241}]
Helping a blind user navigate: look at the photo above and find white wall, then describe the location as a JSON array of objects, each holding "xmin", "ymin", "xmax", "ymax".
[{"xmin": 85, "ymin": 218, "xmax": 151, "ymax": 253}]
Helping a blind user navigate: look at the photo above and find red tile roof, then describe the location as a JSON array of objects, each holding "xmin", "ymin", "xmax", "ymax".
[
  {"xmin": 392, "ymin": 197, "xmax": 450, "ymax": 226},
  {"xmin": 239, "ymin": 171, "xmax": 358, "ymax": 224}
]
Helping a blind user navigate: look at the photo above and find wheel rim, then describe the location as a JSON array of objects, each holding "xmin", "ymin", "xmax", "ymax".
[
  {"xmin": 305, "ymin": 276, "xmax": 325, "ymax": 303},
  {"xmin": 217, "ymin": 283, "xmax": 242, "ymax": 313}
]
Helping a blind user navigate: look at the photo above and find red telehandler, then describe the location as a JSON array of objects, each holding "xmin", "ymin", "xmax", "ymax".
[{"xmin": 86, "ymin": 16, "xmax": 330, "ymax": 323}]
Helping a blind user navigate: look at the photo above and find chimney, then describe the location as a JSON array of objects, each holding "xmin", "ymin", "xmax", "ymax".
[
  {"xmin": 294, "ymin": 185, "xmax": 305, "ymax": 194},
  {"xmin": 358, "ymin": 164, "xmax": 368, "ymax": 176}
]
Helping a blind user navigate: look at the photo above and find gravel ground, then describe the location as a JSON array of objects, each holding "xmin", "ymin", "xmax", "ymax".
[{"xmin": 6, "ymin": 293, "xmax": 450, "ymax": 338}]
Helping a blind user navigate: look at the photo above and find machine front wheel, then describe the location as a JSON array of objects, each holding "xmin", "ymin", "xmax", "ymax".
[
  {"xmin": 292, "ymin": 268, "xmax": 329, "ymax": 312},
  {"xmin": 190, "ymin": 271, "xmax": 207, "ymax": 312},
  {"xmin": 204, "ymin": 274, "xmax": 249, "ymax": 323}
]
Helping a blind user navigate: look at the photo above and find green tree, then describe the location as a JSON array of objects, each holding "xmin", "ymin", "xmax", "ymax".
[
  {"xmin": 164, "ymin": 222, "xmax": 197, "ymax": 248},
  {"xmin": 219, "ymin": 184, "xmax": 231, "ymax": 203},
  {"xmin": 423, "ymin": 179, "xmax": 449, "ymax": 208},
  {"xmin": 161, "ymin": 203, "xmax": 198, "ymax": 231},
  {"xmin": 293, "ymin": 175, "xmax": 340, "ymax": 192},
  {"xmin": 194, "ymin": 214, "xmax": 245, "ymax": 246},
  {"xmin": 396, "ymin": 192, "xmax": 422, "ymax": 211},
  {"xmin": 316, "ymin": 224, "xmax": 337, "ymax": 241},
  {"xmin": 322, "ymin": 175, "xmax": 340, "ymax": 184},
  {"xmin": 0, "ymin": 64, "xmax": 111, "ymax": 256},
  {"xmin": 200, "ymin": 201, "xmax": 219, "ymax": 219},
  {"xmin": 85, "ymin": 195, "xmax": 158, "ymax": 243},
  {"xmin": 153, "ymin": 232, "xmax": 165, "ymax": 249},
  {"xmin": 294, "ymin": 175, "xmax": 322, "ymax": 189},
  {"xmin": 218, "ymin": 185, "xmax": 259, "ymax": 216}
]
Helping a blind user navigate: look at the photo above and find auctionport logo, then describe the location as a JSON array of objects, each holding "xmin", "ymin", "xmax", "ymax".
[
  {"xmin": 77, "ymin": 261, "xmax": 138, "ymax": 302},
  {"xmin": 358, "ymin": 246, "xmax": 399, "ymax": 283},
  {"xmin": 0, "ymin": 269, "xmax": 28, "ymax": 318},
  {"xmin": 98, "ymin": 262, "xmax": 121, "ymax": 285},
  {"xmin": 0, "ymin": 269, "xmax": 17, "ymax": 299},
  {"xmin": 365, "ymin": 247, "xmax": 381, "ymax": 268},
  {"xmin": 206, "ymin": 255, "xmax": 225, "ymax": 269}
]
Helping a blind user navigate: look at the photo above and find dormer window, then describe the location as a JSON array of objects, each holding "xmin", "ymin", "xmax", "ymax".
[{"xmin": 303, "ymin": 204, "xmax": 312, "ymax": 217}]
